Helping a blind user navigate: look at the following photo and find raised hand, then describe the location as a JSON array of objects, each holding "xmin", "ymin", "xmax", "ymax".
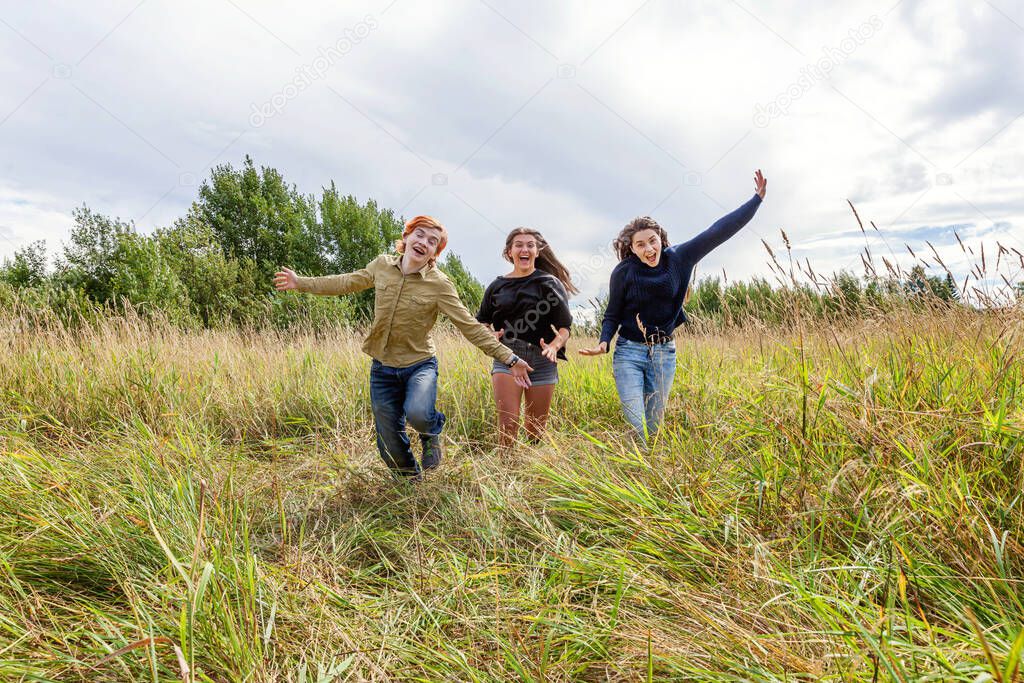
[
  {"xmin": 578, "ymin": 341, "xmax": 608, "ymax": 356},
  {"xmin": 273, "ymin": 267, "xmax": 298, "ymax": 291},
  {"xmin": 754, "ymin": 169, "xmax": 767, "ymax": 200}
]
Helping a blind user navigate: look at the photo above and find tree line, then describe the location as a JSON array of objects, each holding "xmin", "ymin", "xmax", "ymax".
[
  {"xmin": 0, "ymin": 156, "xmax": 482, "ymax": 328},
  {"xmin": 2, "ymin": 157, "xmax": 1017, "ymax": 332}
]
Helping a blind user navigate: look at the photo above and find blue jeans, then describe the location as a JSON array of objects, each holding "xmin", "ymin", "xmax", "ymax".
[
  {"xmin": 612, "ymin": 338, "xmax": 677, "ymax": 444},
  {"xmin": 369, "ymin": 357, "xmax": 446, "ymax": 477}
]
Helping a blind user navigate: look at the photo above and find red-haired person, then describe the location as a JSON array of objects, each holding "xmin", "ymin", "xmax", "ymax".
[
  {"xmin": 477, "ymin": 228, "xmax": 578, "ymax": 450},
  {"xmin": 274, "ymin": 216, "xmax": 533, "ymax": 479}
]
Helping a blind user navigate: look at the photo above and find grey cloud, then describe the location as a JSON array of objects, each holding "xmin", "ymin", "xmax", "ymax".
[
  {"xmin": 1, "ymin": 0, "xmax": 1022, "ymax": 300},
  {"xmin": 901, "ymin": 1, "xmax": 1024, "ymax": 126},
  {"xmin": 797, "ymin": 220, "xmax": 978, "ymax": 248},
  {"xmin": 850, "ymin": 159, "xmax": 930, "ymax": 202}
]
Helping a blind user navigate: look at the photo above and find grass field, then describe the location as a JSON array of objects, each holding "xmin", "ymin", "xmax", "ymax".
[{"xmin": 1, "ymin": 307, "xmax": 1023, "ymax": 681}]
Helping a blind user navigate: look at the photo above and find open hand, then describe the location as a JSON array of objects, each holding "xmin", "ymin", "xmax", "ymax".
[
  {"xmin": 754, "ymin": 169, "xmax": 767, "ymax": 200},
  {"xmin": 509, "ymin": 359, "xmax": 534, "ymax": 388},
  {"xmin": 578, "ymin": 341, "xmax": 608, "ymax": 356},
  {"xmin": 273, "ymin": 267, "xmax": 298, "ymax": 291},
  {"xmin": 539, "ymin": 337, "xmax": 560, "ymax": 363}
]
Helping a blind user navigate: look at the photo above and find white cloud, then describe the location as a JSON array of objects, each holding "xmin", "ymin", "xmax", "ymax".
[{"xmin": 0, "ymin": 0, "xmax": 1021, "ymax": 300}]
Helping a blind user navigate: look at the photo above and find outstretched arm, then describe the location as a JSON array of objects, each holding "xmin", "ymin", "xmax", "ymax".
[
  {"xmin": 438, "ymin": 281, "xmax": 534, "ymax": 386},
  {"xmin": 274, "ymin": 262, "xmax": 376, "ymax": 296},
  {"xmin": 674, "ymin": 169, "xmax": 767, "ymax": 263},
  {"xmin": 580, "ymin": 266, "xmax": 625, "ymax": 356}
]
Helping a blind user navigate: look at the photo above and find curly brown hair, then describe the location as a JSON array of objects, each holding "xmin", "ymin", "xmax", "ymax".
[{"xmin": 614, "ymin": 216, "xmax": 670, "ymax": 261}]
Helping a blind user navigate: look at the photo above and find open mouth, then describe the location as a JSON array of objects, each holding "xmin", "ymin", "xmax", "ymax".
[
  {"xmin": 412, "ymin": 245, "xmax": 427, "ymax": 256},
  {"xmin": 518, "ymin": 255, "xmax": 530, "ymax": 264}
]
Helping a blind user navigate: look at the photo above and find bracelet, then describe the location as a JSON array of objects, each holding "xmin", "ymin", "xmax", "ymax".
[{"xmin": 507, "ymin": 354, "xmax": 519, "ymax": 368}]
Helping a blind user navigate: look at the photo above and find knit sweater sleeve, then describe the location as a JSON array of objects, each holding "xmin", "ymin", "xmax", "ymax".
[
  {"xmin": 599, "ymin": 264, "xmax": 627, "ymax": 346},
  {"xmin": 672, "ymin": 194, "xmax": 762, "ymax": 264}
]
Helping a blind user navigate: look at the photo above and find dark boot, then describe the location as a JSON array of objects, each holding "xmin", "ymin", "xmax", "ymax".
[{"xmin": 421, "ymin": 434, "xmax": 444, "ymax": 472}]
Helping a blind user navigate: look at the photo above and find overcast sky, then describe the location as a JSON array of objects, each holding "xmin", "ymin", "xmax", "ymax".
[{"xmin": 2, "ymin": 0, "xmax": 1022, "ymax": 302}]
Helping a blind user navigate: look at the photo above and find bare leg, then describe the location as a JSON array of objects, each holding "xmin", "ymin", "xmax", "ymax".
[
  {"xmin": 491, "ymin": 373, "xmax": 524, "ymax": 450},
  {"xmin": 523, "ymin": 384, "xmax": 556, "ymax": 442}
]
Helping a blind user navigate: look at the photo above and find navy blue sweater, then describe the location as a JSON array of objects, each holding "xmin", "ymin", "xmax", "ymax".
[{"xmin": 600, "ymin": 194, "xmax": 762, "ymax": 345}]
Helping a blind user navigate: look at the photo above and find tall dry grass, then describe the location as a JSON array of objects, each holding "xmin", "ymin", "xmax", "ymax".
[{"xmin": 1, "ymin": 295, "xmax": 1022, "ymax": 681}]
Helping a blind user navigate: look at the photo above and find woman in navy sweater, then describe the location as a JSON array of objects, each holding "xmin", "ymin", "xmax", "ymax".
[{"xmin": 580, "ymin": 170, "xmax": 767, "ymax": 445}]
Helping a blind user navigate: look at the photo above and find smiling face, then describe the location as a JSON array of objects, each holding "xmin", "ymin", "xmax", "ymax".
[
  {"xmin": 506, "ymin": 233, "xmax": 540, "ymax": 273},
  {"xmin": 630, "ymin": 228, "xmax": 663, "ymax": 267},
  {"xmin": 403, "ymin": 226, "xmax": 443, "ymax": 268}
]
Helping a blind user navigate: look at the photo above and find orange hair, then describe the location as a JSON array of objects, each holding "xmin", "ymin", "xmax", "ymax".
[{"xmin": 396, "ymin": 215, "xmax": 448, "ymax": 264}]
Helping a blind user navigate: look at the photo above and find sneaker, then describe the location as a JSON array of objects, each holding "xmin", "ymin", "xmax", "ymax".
[{"xmin": 421, "ymin": 435, "xmax": 444, "ymax": 472}]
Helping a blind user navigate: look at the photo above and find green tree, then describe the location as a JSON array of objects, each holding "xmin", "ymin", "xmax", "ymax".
[
  {"xmin": 57, "ymin": 206, "xmax": 135, "ymax": 303},
  {"xmin": 108, "ymin": 231, "xmax": 190, "ymax": 321},
  {"xmin": 864, "ymin": 274, "xmax": 902, "ymax": 311},
  {"xmin": 317, "ymin": 183, "xmax": 402, "ymax": 319},
  {"xmin": 154, "ymin": 216, "xmax": 264, "ymax": 326},
  {"xmin": 318, "ymin": 183, "xmax": 402, "ymax": 272},
  {"xmin": 943, "ymin": 272, "xmax": 961, "ymax": 302},
  {"xmin": 438, "ymin": 252, "xmax": 484, "ymax": 313},
  {"xmin": 193, "ymin": 155, "xmax": 321, "ymax": 282},
  {"xmin": 55, "ymin": 205, "xmax": 191, "ymax": 320},
  {"xmin": 688, "ymin": 276, "xmax": 722, "ymax": 317},
  {"xmin": 828, "ymin": 271, "xmax": 863, "ymax": 316},
  {"xmin": 905, "ymin": 265, "xmax": 928, "ymax": 298},
  {"xmin": 0, "ymin": 240, "xmax": 47, "ymax": 288}
]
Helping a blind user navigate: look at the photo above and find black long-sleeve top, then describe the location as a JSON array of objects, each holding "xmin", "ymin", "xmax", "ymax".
[
  {"xmin": 477, "ymin": 270, "xmax": 573, "ymax": 360},
  {"xmin": 600, "ymin": 194, "xmax": 762, "ymax": 345}
]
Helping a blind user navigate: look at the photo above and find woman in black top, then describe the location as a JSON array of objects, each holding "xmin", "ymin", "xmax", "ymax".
[{"xmin": 477, "ymin": 228, "xmax": 577, "ymax": 450}]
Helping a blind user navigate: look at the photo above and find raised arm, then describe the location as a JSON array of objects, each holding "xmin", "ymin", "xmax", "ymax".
[{"xmin": 674, "ymin": 169, "xmax": 767, "ymax": 263}]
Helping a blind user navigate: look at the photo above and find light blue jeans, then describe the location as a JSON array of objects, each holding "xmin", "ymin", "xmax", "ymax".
[{"xmin": 612, "ymin": 338, "xmax": 677, "ymax": 445}]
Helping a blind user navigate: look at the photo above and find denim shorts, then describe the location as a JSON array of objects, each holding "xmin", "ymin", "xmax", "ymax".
[{"xmin": 492, "ymin": 337, "xmax": 559, "ymax": 386}]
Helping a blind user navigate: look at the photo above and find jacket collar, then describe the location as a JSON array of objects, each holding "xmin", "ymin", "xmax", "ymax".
[{"xmin": 386, "ymin": 252, "xmax": 435, "ymax": 277}]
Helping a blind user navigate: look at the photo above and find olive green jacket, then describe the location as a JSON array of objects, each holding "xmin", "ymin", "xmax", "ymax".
[{"xmin": 295, "ymin": 254, "xmax": 514, "ymax": 368}]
